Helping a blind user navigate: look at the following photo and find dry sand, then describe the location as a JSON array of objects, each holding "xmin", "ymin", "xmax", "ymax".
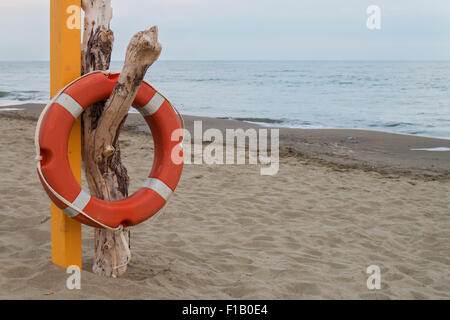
[{"xmin": 0, "ymin": 108, "xmax": 449, "ymax": 299}]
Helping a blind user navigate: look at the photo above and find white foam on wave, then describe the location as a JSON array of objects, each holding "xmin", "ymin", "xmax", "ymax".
[
  {"xmin": 410, "ymin": 147, "xmax": 450, "ymax": 152},
  {"xmin": 0, "ymin": 108, "xmax": 23, "ymax": 111}
]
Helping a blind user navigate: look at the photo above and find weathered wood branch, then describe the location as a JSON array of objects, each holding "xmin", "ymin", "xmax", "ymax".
[
  {"xmin": 81, "ymin": 0, "xmax": 115, "ymax": 199},
  {"xmin": 94, "ymin": 26, "xmax": 162, "ymax": 180},
  {"xmin": 81, "ymin": 0, "xmax": 113, "ymax": 75},
  {"xmin": 86, "ymin": 26, "xmax": 161, "ymax": 203},
  {"xmin": 82, "ymin": 0, "xmax": 162, "ymax": 277}
]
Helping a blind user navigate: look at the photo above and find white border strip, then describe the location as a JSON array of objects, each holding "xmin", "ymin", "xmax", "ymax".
[
  {"xmin": 54, "ymin": 93, "xmax": 84, "ymax": 118},
  {"xmin": 63, "ymin": 189, "xmax": 91, "ymax": 218},
  {"xmin": 143, "ymin": 178, "xmax": 172, "ymax": 201},
  {"xmin": 139, "ymin": 93, "xmax": 165, "ymax": 116},
  {"xmin": 73, "ymin": 190, "xmax": 91, "ymax": 210}
]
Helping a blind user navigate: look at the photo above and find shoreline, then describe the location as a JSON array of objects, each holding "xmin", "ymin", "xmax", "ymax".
[
  {"xmin": 3, "ymin": 102, "xmax": 449, "ymax": 141},
  {"xmin": 215, "ymin": 116, "xmax": 450, "ymax": 141},
  {"xmin": 1, "ymin": 103, "xmax": 449, "ymax": 180}
]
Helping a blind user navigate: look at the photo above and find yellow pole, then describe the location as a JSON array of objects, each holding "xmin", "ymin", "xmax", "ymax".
[{"xmin": 50, "ymin": 0, "xmax": 82, "ymax": 268}]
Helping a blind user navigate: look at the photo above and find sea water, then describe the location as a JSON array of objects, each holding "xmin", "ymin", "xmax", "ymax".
[{"xmin": 0, "ymin": 60, "xmax": 449, "ymax": 139}]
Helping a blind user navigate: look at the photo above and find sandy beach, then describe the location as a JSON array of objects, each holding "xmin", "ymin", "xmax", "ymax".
[{"xmin": 0, "ymin": 105, "xmax": 449, "ymax": 299}]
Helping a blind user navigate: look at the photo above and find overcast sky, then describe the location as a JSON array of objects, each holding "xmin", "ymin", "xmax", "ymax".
[{"xmin": 0, "ymin": 0, "xmax": 449, "ymax": 60}]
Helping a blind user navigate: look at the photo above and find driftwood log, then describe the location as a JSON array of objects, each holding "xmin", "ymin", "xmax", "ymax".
[{"xmin": 81, "ymin": 0, "xmax": 162, "ymax": 277}]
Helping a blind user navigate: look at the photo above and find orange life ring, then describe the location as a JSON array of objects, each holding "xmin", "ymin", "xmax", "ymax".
[{"xmin": 35, "ymin": 71, "xmax": 184, "ymax": 229}]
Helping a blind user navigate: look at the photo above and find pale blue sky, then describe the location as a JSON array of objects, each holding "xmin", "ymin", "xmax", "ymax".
[{"xmin": 0, "ymin": 0, "xmax": 449, "ymax": 60}]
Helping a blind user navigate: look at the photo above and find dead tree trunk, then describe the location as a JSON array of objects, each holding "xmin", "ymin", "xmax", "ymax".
[{"xmin": 81, "ymin": 0, "xmax": 162, "ymax": 277}]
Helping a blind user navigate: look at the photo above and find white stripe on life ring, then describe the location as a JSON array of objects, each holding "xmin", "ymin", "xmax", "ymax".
[
  {"xmin": 63, "ymin": 189, "xmax": 91, "ymax": 217},
  {"xmin": 139, "ymin": 92, "xmax": 165, "ymax": 116},
  {"xmin": 54, "ymin": 93, "xmax": 84, "ymax": 118},
  {"xmin": 142, "ymin": 178, "xmax": 172, "ymax": 201}
]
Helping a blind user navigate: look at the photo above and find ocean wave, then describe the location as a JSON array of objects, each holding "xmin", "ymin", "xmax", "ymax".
[
  {"xmin": 254, "ymin": 74, "xmax": 277, "ymax": 78},
  {"xmin": 411, "ymin": 147, "xmax": 450, "ymax": 151},
  {"xmin": 233, "ymin": 117, "xmax": 285, "ymax": 124},
  {"xmin": 0, "ymin": 107, "xmax": 23, "ymax": 111},
  {"xmin": 190, "ymin": 78, "xmax": 225, "ymax": 82},
  {"xmin": 369, "ymin": 122, "xmax": 416, "ymax": 128},
  {"xmin": 0, "ymin": 90, "xmax": 47, "ymax": 103},
  {"xmin": 226, "ymin": 118, "xmax": 324, "ymax": 129}
]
